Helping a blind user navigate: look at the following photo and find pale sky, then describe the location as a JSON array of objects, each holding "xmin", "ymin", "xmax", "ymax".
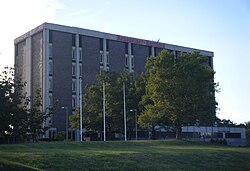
[{"xmin": 0, "ymin": 0, "xmax": 250, "ymax": 124}]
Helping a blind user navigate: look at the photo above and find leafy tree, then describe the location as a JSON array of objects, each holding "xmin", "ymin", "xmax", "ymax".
[
  {"xmin": 0, "ymin": 66, "xmax": 27, "ymax": 143},
  {"xmin": 245, "ymin": 121, "xmax": 250, "ymax": 138},
  {"xmin": 83, "ymin": 84, "xmax": 103, "ymax": 133},
  {"xmin": 139, "ymin": 50, "xmax": 218, "ymax": 139},
  {"xmin": 216, "ymin": 118, "xmax": 236, "ymax": 127},
  {"xmin": 69, "ymin": 107, "xmax": 80, "ymax": 129},
  {"xmin": 26, "ymin": 89, "xmax": 55, "ymax": 141},
  {"xmin": 96, "ymin": 71, "xmax": 125, "ymax": 139},
  {"xmin": 81, "ymin": 71, "xmax": 143, "ymax": 140},
  {"xmin": 0, "ymin": 67, "xmax": 56, "ymax": 143}
]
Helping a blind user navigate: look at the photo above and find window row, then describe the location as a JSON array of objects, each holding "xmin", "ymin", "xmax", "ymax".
[
  {"xmin": 99, "ymin": 52, "xmax": 109, "ymax": 65},
  {"xmin": 49, "ymin": 45, "xmax": 83, "ymax": 62},
  {"xmin": 72, "ymin": 47, "xmax": 82, "ymax": 61}
]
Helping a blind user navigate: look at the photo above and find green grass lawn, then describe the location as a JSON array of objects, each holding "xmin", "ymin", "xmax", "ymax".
[{"xmin": 0, "ymin": 140, "xmax": 249, "ymax": 171}]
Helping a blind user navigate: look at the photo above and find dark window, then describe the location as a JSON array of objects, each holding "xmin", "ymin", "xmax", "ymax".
[
  {"xmin": 100, "ymin": 53, "xmax": 103, "ymax": 63},
  {"xmin": 99, "ymin": 38, "xmax": 103, "ymax": 51},
  {"xmin": 131, "ymin": 44, "xmax": 134, "ymax": 55},
  {"xmin": 213, "ymin": 133, "xmax": 223, "ymax": 138},
  {"xmin": 107, "ymin": 54, "xmax": 109, "ymax": 65},
  {"xmin": 148, "ymin": 46, "xmax": 152, "ymax": 57},
  {"xmin": 125, "ymin": 43, "xmax": 128, "ymax": 54},
  {"xmin": 49, "ymin": 44, "xmax": 53, "ymax": 58},
  {"xmin": 175, "ymin": 51, "xmax": 181, "ymax": 60},
  {"xmin": 225, "ymin": 133, "xmax": 241, "ymax": 139},
  {"xmin": 131, "ymin": 56, "xmax": 134, "ymax": 68},
  {"xmin": 208, "ymin": 56, "xmax": 212, "ymax": 67},
  {"xmin": 79, "ymin": 35, "xmax": 82, "ymax": 47},
  {"xmin": 167, "ymin": 49, "xmax": 173, "ymax": 53},
  {"xmin": 49, "ymin": 30, "xmax": 53, "ymax": 43},
  {"xmin": 154, "ymin": 47, "xmax": 157, "ymax": 57},
  {"xmin": 125, "ymin": 56, "xmax": 128, "ymax": 66},
  {"xmin": 72, "ymin": 34, "xmax": 76, "ymax": 47},
  {"xmin": 106, "ymin": 39, "xmax": 109, "ymax": 51}
]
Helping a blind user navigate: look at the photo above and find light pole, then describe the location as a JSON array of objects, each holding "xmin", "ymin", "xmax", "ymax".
[
  {"xmin": 130, "ymin": 109, "xmax": 138, "ymax": 140},
  {"xmin": 123, "ymin": 82, "xmax": 127, "ymax": 141},
  {"xmin": 61, "ymin": 106, "xmax": 69, "ymax": 140}
]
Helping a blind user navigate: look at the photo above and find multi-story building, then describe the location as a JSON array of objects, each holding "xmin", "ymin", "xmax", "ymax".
[{"xmin": 14, "ymin": 23, "xmax": 214, "ymax": 138}]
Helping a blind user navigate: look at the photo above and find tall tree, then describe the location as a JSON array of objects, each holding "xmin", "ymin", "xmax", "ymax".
[
  {"xmin": 81, "ymin": 71, "xmax": 142, "ymax": 140},
  {"xmin": 83, "ymin": 84, "xmax": 103, "ymax": 133},
  {"xmin": 0, "ymin": 67, "xmax": 27, "ymax": 142},
  {"xmin": 139, "ymin": 50, "xmax": 218, "ymax": 139},
  {"xmin": 26, "ymin": 89, "xmax": 55, "ymax": 141}
]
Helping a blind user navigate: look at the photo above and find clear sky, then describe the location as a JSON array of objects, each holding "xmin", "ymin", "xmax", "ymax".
[{"xmin": 0, "ymin": 0, "xmax": 249, "ymax": 124}]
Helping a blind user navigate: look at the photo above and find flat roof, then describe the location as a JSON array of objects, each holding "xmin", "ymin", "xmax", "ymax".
[{"xmin": 14, "ymin": 22, "xmax": 213, "ymax": 57}]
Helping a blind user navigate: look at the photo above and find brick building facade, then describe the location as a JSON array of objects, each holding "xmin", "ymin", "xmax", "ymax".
[{"xmin": 14, "ymin": 23, "xmax": 214, "ymax": 138}]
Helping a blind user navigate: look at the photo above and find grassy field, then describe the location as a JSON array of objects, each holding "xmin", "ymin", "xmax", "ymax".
[{"xmin": 0, "ymin": 140, "xmax": 249, "ymax": 171}]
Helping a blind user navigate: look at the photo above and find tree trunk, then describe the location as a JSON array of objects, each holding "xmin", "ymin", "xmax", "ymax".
[{"xmin": 176, "ymin": 122, "xmax": 182, "ymax": 140}]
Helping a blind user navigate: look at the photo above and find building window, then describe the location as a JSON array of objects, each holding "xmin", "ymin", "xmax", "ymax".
[
  {"xmin": 131, "ymin": 44, "xmax": 134, "ymax": 55},
  {"xmin": 131, "ymin": 56, "xmax": 134, "ymax": 68},
  {"xmin": 72, "ymin": 96, "xmax": 76, "ymax": 109},
  {"xmin": 72, "ymin": 79, "xmax": 76, "ymax": 92},
  {"xmin": 125, "ymin": 55, "xmax": 128, "ymax": 67},
  {"xmin": 79, "ymin": 64, "xmax": 82, "ymax": 77},
  {"xmin": 225, "ymin": 133, "xmax": 241, "ymax": 139},
  {"xmin": 49, "ymin": 30, "xmax": 53, "ymax": 43},
  {"xmin": 79, "ymin": 35, "xmax": 82, "ymax": 47},
  {"xmin": 49, "ymin": 77, "xmax": 53, "ymax": 92},
  {"xmin": 100, "ymin": 52, "xmax": 103, "ymax": 64},
  {"xmin": 208, "ymin": 56, "xmax": 212, "ymax": 67},
  {"xmin": 49, "ymin": 94, "xmax": 53, "ymax": 106},
  {"xmin": 72, "ymin": 34, "xmax": 76, "ymax": 47},
  {"xmin": 167, "ymin": 49, "xmax": 173, "ymax": 53},
  {"xmin": 72, "ymin": 47, "xmax": 76, "ymax": 60},
  {"xmin": 49, "ymin": 44, "xmax": 52, "ymax": 58},
  {"xmin": 125, "ymin": 43, "xmax": 128, "ymax": 55},
  {"xmin": 154, "ymin": 47, "xmax": 157, "ymax": 57},
  {"xmin": 106, "ymin": 39, "xmax": 109, "ymax": 52},
  {"xmin": 49, "ymin": 60, "xmax": 53, "ymax": 75},
  {"xmin": 148, "ymin": 46, "xmax": 152, "ymax": 57},
  {"xmin": 72, "ymin": 64, "xmax": 76, "ymax": 76},
  {"xmin": 106, "ymin": 53, "xmax": 109, "ymax": 65},
  {"xmin": 79, "ymin": 48, "xmax": 82, "ymax": 62},
  {"xmin": 99, "ymin": 38, "xmax": 103, "ymax": 51},
  {"xmin": 175, "ymin": 51, "xmax": 181, "ymax": 59}
]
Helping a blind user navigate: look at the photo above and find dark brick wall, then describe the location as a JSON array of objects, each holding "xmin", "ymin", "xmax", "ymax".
[
  {"xmin": 109, "ymin": 40, "xmax": 126, "ymax": 73},
  {"xmin": 52, "ymin": 30, "xmax": 72, "ymax": 131},
  {"xmin": 81, "ymin": 35, "xmax": 100, "ymax": 87},
  {"xmin": 133, "ymin": 44, "xmax": 149, "ymax": 74},
  {"xmin": 31, "ymin": 32, "xmax": 43, "ymax": 101}
]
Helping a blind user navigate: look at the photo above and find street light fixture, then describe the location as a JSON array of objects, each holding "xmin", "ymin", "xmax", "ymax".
[
  {"xmin": 130, "ymin": 109, "xmax": 138, "ymax": 140},
  {"xmin": 61, "ymin": 106, "xmax": 69, "ymax": 140}
]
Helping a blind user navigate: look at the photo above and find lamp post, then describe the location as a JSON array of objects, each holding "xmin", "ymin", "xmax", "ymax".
[
  {"xmin": 61, "ymin": 106, "xmax": 69, "ymax": 140},
  {"xmin": 130, "ymin": 109, "xmax": 138, "ymax": 140},
  {"xmin": 123, "ymin": 83, "xmax": 127, "ymax": 141}
]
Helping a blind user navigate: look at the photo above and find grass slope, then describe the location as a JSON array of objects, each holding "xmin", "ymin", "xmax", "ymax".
[{"xmin": 0, "ymin": 140, "xmax": 249, "ymax": 171}]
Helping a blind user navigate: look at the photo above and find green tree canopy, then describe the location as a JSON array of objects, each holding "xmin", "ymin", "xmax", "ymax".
[{"xmin": 139, "ymin": 50, "xmax": 218, "ymax": 139}]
